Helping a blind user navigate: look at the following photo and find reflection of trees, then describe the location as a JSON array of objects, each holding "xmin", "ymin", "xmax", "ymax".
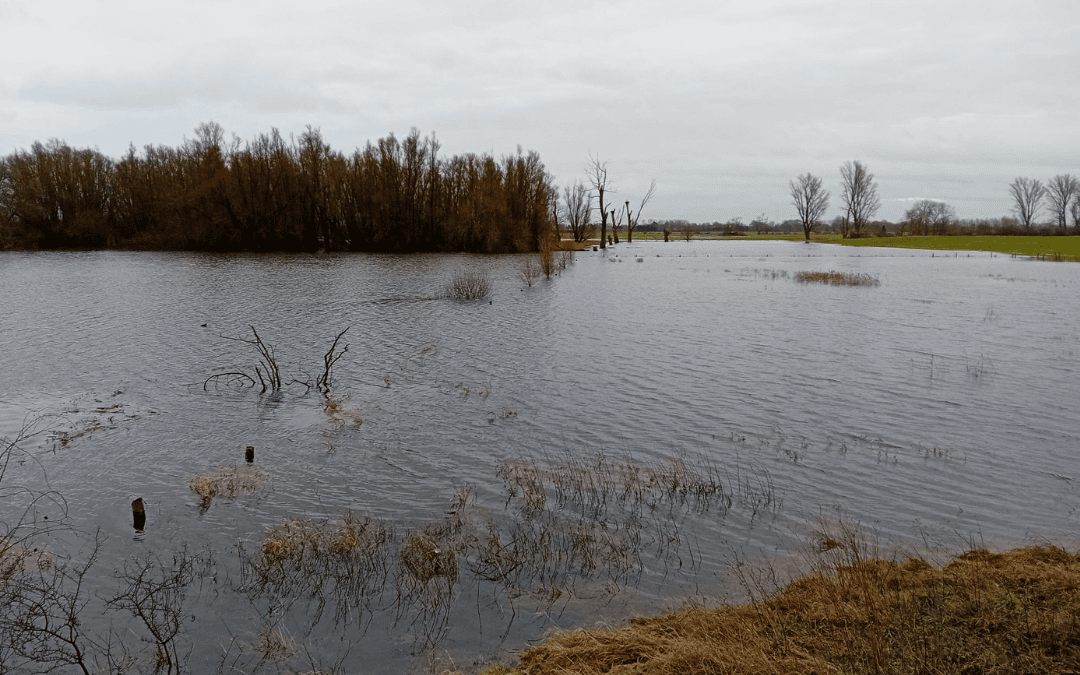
[{"xmin": 1, "ymin": 125, "xmax": 557, "ymax": 253}]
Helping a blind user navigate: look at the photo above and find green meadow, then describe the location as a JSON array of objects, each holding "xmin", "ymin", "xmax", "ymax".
[{"xmin": 835, "ymin": 235, "xmax": 1080, "ymax": 260}]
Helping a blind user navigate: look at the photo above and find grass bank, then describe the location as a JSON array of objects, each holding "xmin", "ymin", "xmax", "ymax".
[
  {"xmin": 835, "ymin": 235, "xmax": 1080, "ymax": 260},
  {"xmin": 506, "ymin": 543, "xmax": 1080, "ymax": 675}
]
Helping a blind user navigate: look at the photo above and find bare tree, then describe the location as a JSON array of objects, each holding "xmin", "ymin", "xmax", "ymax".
[
  {"xmin": 789, "ymin": 173, "xmax": 829, "ymax": 243},
  {"xmin": 561, "ymin": 181, "xmax": 594, "ymax": 243},
  {"xmin": 1072, "ymin": 197, "xmax": 1080, "ymax": 234},
  {"xmin": 839, "ymin": 161, "xmax": 880, "ymax": 238},
  {"xmin": 587, "ymin": 154, "xmax": 612, "ymax": 249},
  {"xmin": 1009, "ymin": 177, "xmax": 1045, "ymax": 230},
  {"xmin": 904, "ymin": 200, "xmax": 956, "ymax": 235},
  {"xmin": 1045, "ymin": 174, "xmax": 1079, "ymax": 233},
  {"xmin": 624, "ymin": 179, "xmax": 656, "ymax": 243}
]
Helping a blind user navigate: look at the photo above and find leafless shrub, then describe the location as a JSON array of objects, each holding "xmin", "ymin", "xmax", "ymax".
[
  {"xmin": 444, "ymin": 268, "xmax": 491, "ymax": 300},
  {"xmin": 106, "ymin": 546, "xmax": 214, "ymax": 675},
  {"xmin": 517, "ymin": 256, "xmax": 542, "ymax": 287},
  {"xmin": 316, "ymin": 327, "xmax": 349, "ymax": 393},
  {"xmin": 204, "ymin": 325, "xmax": 352, "ymax": 394},
  {"xmin": 556, "ymin": 249, "xmax": 574, "ymax": 270}
]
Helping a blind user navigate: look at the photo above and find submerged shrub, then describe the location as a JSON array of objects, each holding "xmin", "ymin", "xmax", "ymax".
[{"xmin": 444, "ymin": 269, "xmax": 492, "ymax": 300}]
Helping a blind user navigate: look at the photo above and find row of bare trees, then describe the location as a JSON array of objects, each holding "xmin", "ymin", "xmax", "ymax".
[
  {"xmin": 789, "ymin": 160, "xmax": 881, "ymax": 241},
  {"xmin": 791, "ymin": 163, "xmax": 1080, "ymax": 240},
  {"xmin": 557, "ymin": 154, "xmax": 656, "ymax": 246},
  {"xmin": 1009, "ymin": 175, "xmax": 1080, "ymax": 232},
  {"xmin": 0, "ymin": 123, "xmax": 557, "ymax": 253}
]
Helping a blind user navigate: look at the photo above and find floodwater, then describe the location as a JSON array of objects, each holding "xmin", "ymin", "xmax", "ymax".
[{"xmin": 2, "ymin": 240, "xmax": 1079, "ymax": 673}]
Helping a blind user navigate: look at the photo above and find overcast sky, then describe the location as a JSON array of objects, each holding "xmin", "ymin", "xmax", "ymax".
[{"xmin": 2, "ymin": 0, "xmax": 1077, "ymax": 223}]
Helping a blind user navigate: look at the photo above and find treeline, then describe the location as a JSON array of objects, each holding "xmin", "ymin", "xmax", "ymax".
[{"xmin": 0, "ymin": 123, "xmax": 557, "ymax": 253}]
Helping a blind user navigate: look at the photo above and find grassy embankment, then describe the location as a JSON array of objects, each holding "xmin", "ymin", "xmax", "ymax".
[{"xmin": 489, "ymin": 540, "xmax": 1080, "ymax": 675}]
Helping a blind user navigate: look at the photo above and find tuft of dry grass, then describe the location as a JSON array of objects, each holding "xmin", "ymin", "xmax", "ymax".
[
  {"xmin": 260, "ymin": 514, "xmax": 390, "ymax": 567},
  {"xmin": 795, "ymin": 270, "xmax": 880, "ymax": 286},
  {"xmin": 253, "ymin": 625, "xmax": 298, "ymax": 662},
  {"xmin": 518, "ymin": 545, "xmax": 1080, "ymax": 674},
  {"xmin": 187, "ymin": 463, "xmax": 270, "ymax": 503}
]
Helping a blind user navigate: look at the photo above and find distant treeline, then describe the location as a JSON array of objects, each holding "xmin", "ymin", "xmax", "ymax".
[
  {"xmin": 0, "ymin": 123, "xmax": 557, "ymax": 253},
  {"xmin": 646, "ymin": 217, "xmax": 1078, "ymax": 237}
]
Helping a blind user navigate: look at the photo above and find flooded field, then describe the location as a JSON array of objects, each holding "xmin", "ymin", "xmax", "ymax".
[{"xmin": 2, "ymin": 240, "xmax": 1078, "ymax": 673}]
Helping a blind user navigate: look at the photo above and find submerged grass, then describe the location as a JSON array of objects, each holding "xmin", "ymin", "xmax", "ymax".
[
  {"xmin": 794, "ymin": 270, "xmax": 880, "ymax": 286},
  {"xmin": 187, "ymin": 463, "xmax": 270, "ymax": 505},
  {"xmin": 518, "ymin": 544, "xmax": 1080, "ymax": 674}
]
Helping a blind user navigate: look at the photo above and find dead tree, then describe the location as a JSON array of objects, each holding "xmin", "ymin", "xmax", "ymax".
[
  {"xmin": 587, "ymin": 154, "xmax": 612, "ymax": 249},
  {"xmin": 625, "ymin": 179, "xmax": 656, "ymax": 243}
]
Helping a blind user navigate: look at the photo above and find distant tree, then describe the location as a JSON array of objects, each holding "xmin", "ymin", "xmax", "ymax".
[
  {"xmin": 839, "ymin": 161, "xmax": 880, "ymax": 238},
  {"xmin": 562, "ymin": 181, "xmax": 594, "ymax": 242},
  {"xmin": 1045, "ymin": 174, "xmax": 1079, "ymax": 233},
  {"xmin": 1009, "ymin": 177, "xmax": 1045, "ymax": 230},
  {"xmin": 789, "ymin": 173, "xmax": 829, "ymax": 242},
  {"xmin": 587, "ymin": 153, "xmax": 611, "ymax": 249},
  {"xmin": 624, "ymin": 179, "xmax": 656, "ymax": 243},
  {"xmin": 1072, "ymin": 197, "xmax": 1080, "ymax": 234},
  {"xmin": 904, "ymin": 200, "xmax": 956, "ymax": 235}
]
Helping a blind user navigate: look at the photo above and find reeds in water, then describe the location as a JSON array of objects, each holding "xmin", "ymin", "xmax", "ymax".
[
  {"xmin": 795, "ymin": 270, "xmax": 879, "ymax": 286},
  {"xmin": 187, "ymin": 463, "xmax": 270, "ymax": 505}
]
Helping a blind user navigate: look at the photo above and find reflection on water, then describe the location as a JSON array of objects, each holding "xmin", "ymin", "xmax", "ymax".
[{"xmin": 1, "ymin": 242, "xmax": 1079, "ymax": 672}]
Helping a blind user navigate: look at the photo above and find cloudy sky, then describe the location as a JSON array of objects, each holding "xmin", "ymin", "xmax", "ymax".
[{"xmin": 2, "ymin": 0, "xmax": 1077, "ymax": 223}]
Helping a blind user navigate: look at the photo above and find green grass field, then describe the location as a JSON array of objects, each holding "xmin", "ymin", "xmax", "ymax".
[
  {"xmin": 615, "ymin": 232, "xmax": 1080, "ymax": 260},
  {"xmin": 835, "ymin": 235, "xmax": 1080, "ymax": 260}
]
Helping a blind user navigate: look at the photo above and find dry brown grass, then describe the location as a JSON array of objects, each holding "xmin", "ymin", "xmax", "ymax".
[
  {"xmin": 518, "ymin": 545, "xmax": 1080, "ymax": 674},
  {"xmin": 794, "ymin": 270, "xmax": 880, "ymax": 286},
  {"xmin": 187, "ymin": 463, "xmax": 270, "ymax": 503}
]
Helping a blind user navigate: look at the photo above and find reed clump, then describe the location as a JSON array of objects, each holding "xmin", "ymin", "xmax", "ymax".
[
  {"xmin": 518, "ymin": 544, "xmax": 1080, "ymax": 674},
  {"xmin": 187, "ymin": 463, "xmax": 270, "ymax": 504},
  {"xmin": 400, "ymin": 527, "xmax": 460, "ymax": 583},
  {"xmin": 795, "ymin": 270, "xmax": 880, "ymax": 286}
]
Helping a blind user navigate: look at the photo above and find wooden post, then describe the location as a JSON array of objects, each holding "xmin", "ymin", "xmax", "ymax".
[
  {"xmin": 132, "ymin": 497, "xmax": 146, "ymax": 531},
  {"xmin": 245, "ymin": 445, "xmax": 255, "ymax": 463}
]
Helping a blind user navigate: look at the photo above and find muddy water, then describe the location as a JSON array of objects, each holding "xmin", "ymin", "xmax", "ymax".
[{"xmin": 1, "ymin": 242, "xmax": 1078, "ymax": 673}]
